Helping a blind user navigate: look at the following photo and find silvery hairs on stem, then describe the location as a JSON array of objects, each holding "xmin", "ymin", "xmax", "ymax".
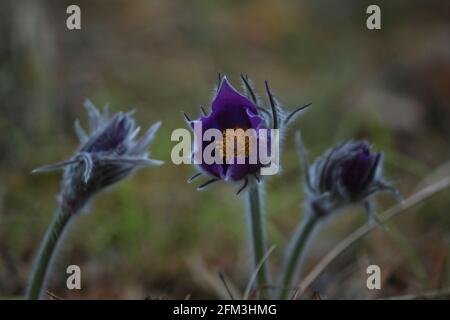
[
  {"xmin": 32, "ymin": 100, "xmax": 163, "ymax": 213},
  {"xmin": 297, "ymin": 134, "xmax": 400, "ymax": 224}
]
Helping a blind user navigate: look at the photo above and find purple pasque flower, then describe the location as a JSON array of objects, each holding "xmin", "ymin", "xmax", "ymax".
[
  {"xmin": 193, "ymin": 77, "xmax": 267, "ymax": 182},
  {"xmin": 186, "ymin": 75, "xmax": 311, "ymax": 193},
  {"xmin": 33, "ymin": 100, "xmax": 163, "ymax": 213},
  {"xmin": 301, "ymin": 139, "xmax": 398, "ymax": 219}
]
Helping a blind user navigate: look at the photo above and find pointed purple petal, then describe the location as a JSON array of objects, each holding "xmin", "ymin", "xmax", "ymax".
[{"xmin": 212, "ymin": 77, "xmax": 258, "ymax": 115}]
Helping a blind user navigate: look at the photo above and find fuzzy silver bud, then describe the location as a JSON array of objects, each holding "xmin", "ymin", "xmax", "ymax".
[{"xmin": 33, "ymin": 100, "xmax": 163, "ymax": 213}]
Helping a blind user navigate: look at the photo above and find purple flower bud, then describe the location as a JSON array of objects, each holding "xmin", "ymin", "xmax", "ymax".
[
  {"xmin": 339, "ymin": 142, "xmax": 381, "ymax": 198},
  {"xmin": 307, "ymin": 140, "xmax": 397, "ymax": 218},
  {"xmin": 317, "ymin": 141, "xmax": 381, "ymax": 199},
  {"xmin": 33, "ymin": 100, "xmax": 163, "ymax": 213}
]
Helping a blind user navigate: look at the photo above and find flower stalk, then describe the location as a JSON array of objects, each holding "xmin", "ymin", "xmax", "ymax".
[
  {"xmin": 186, "ymin": 76, "xmax": 310, "ymax": 300},
  {"xmin": 26, "ymin": 100, "xmax": 162, "ymax": 299},
  {"xmin": 276, "ymin": 135, "xmax": 399, "ymax": 300},
  {"xmin": 278, "ymin": 208, "xmax": 319, "ymax": 300},
  {"xmin": 246, "ymin": 180, "xmax": 269, "ymax": 298},
  {"xmin": 27, "ymin": 206, "xmax": 73, "ymax": 300}
]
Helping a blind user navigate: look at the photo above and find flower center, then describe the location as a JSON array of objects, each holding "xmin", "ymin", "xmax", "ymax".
[{"xmin": 216, "ymin": 127, "xmax": 255, "ymax": 161}]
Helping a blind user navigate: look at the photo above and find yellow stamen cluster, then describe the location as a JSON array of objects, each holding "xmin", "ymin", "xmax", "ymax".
[{"xmin": 216, "ymin": 128, "xmax": 255, "ymax": 161}]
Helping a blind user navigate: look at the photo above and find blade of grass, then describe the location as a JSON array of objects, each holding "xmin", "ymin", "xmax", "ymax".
[
  {"xmin": 187, "ymin": 254, "xmax": 242, "ymax": 300},
  {"xmin": 244, "ymin": 245, "xmax": 276, "ymax": 300}
]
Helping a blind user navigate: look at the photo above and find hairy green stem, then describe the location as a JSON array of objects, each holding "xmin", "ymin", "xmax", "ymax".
[
  {"xmin": 246, "ymin": 181, "xmax": 269, "ymax": 298},
  {"xmin": 26, "ymin": 206, "xmax": 73, "ymax": 300},
  {"xmin": 278, "ymin": 211, "xmax": 318, "ymax": 300}
]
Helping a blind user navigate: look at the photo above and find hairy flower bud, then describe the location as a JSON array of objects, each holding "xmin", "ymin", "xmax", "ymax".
[
  {"xmin": 305, "ymin": 140, "xmax": 398, "ymax": 220},
  {"xmin": 33, "ymin": 100, "xmax": 163, "ymax": 213}
]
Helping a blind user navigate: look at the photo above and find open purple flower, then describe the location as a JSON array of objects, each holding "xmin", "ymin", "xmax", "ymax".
[
  {"xmin": 186, "ymin": 75, "xmax": 311, "ymax": 192},
  {"xmin": 192, "ymin": 77, "xmax": 267, "ymax": 182},
  {"xmin": 33, "ymin": 100, "xmax": 163, "ymax": 213}
]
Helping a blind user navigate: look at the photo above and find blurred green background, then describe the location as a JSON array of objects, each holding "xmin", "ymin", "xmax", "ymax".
[{"xmin": 0, "ymin": 0, "xmax": 449, "ymax": 299}]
